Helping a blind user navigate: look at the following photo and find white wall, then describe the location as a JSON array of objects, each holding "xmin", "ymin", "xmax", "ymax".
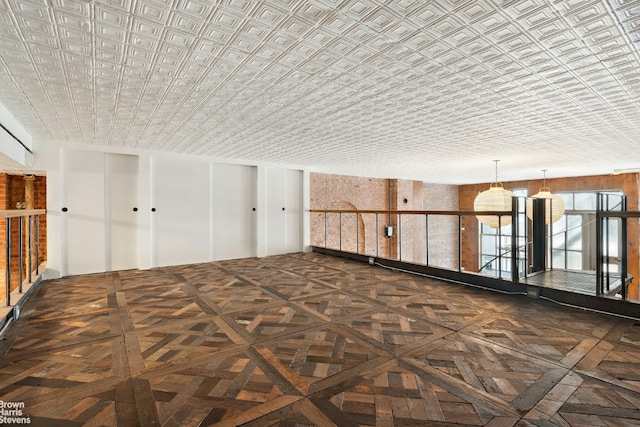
[
  {"xmin": 60, "ymin": 149, "xmax": 106, "ymax": 276},
  {"xmin": 211, "ymin": 163, "xmax": 257, "ymax": 260},
  {"xmin": 105, "ymin": 153, "xmax": 139, "ymax": 271},
  {"xmin": 151, "ymin": 155, "xmax": 211, "ymax": 267},
  {"xmin": 0, "ymin": 100, "xmax": 33, "ymax": 169},
  {"xmin": 41, "ymin": 145, "xmax": 310, "ymax": 278},
  {"xmin": 39, "ymin": 144, "xmax": 61, "ymax": 279}
]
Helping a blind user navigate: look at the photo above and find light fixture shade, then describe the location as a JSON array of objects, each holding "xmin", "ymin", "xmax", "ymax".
[
  {"xmin": 525, "ymin": 187, "xmax": 565, "ymax": 224},
  {"xmin": 474, "ymin": 183, "xmax": 515, "ymax": 228}
]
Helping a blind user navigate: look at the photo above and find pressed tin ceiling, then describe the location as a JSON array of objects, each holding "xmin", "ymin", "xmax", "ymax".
[{"xmin": 0, "ymin": 0, "xmax": 640, "ymax": 184}]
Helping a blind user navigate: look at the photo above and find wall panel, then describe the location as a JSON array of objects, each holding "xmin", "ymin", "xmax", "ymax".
[
  {"xmin": 61, "ymin": 149, "xmax": 105, "ymax": 275},
  {"xmin": 212, "ymin": 163, "xmax": 256, "ymax": 260},
  {"xmin": 105, "ymin": 153, "xmax": 139, "ymax": 271},
  {"xmin": 265, "ymin": 167, "xmax": 302, "ymax": 256},
  {"xmin": 151, "ymin": 156, "xmax": 210, "ymax": 267}
]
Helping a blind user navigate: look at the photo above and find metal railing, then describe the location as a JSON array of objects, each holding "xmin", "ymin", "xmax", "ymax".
[
  {"xmin": 310, "ymin": 202, "xmax": 521, "ymax": 283},
  {"xmin": 1, "ymin": 209, "xmax": 46, "ymax": 307},
  {"xmin": 312, "ymin": 193, "xmax": 639, "ymax": 300},
  {"xmin": 596, "ymin": 195, "xmax": 636, "ymax": 299}
]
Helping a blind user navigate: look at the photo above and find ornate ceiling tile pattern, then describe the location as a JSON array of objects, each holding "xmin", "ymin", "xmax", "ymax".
[{"xmin": 0, "ymin": 0, "xmax": 639, "ymax": 183}]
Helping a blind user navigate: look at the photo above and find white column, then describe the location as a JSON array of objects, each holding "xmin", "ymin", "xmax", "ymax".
[
  {"xmin": 43, "ymin": 146, "xmax": 61, "ymax": 279},
  {"xmin": 138, "ymin": 154, "xmax": 152, "ymax": 270},
  {"xmin": 255, "ymin": 165, "xmax": 267, "ymax": 258},
  {"xmin": 302, "ymin": 168, "xmax": 311, "ymax": 253}
]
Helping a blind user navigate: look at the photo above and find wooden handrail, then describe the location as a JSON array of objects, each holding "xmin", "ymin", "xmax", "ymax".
[
  {"xmin": 0, "ymin": 209, "xmax": 46, "ymax": 218},
  {"xmin": 599, "ymin": 211, "xmax": 640, "ymax": 218}
]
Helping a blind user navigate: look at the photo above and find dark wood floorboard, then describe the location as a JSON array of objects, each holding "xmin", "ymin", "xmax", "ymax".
[{"xmin": 1, "ymin": 252, "xmax": 639, "ymax": 426}]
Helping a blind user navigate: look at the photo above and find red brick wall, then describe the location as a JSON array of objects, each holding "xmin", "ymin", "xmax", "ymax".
[
  {"xmin": 0, "ymin": 174, "xmax": 8, "ymax": 299},
  {"xmin": 35, "ymin": 176, "xmax": 47, "ymax": 266},
  {"xmin": 310, "ymin": 173, "xmax": 460, "ymax": 265},
  {"xmin": 311, "ymin": 173, "xmax": 390, "ymax": 256},
  {"xmin": 423, "ymin": 183, "xmax": 460, "ymax": 269},
  {"xmin": 392, "ymin": 179, "xmax": 414, "ymax": 260},
  {"xmin": 0, "ymin": 173, "xmax": 47, "ymax": 304},
  {"xmin": 0, "ymin": 174, "xmax": 7, "ymax": 210}
]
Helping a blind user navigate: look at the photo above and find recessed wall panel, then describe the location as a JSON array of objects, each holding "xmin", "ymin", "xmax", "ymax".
[
  {"xmin": 212, "ymin": 163, "xmax": 256, "ymax": 260},
  {"xmin": 61, "ymin": 149, "xmax": 105, "ymax": 275},
  {"xmin": 105, "ymin": 153, "xmax": 139, "ymax": 271},
  {"xmin": 151, "ymin": 156, "xmax": 210, "ymax": 267},
  {"xmin": 265, "ymin": 167, "xmax": 302, "ymax": 256}
]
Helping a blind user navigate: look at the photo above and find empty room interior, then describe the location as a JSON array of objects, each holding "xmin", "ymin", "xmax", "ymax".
[{"xmin": 0, "ymin": 0, "xmax": 640, "ymax": 426}]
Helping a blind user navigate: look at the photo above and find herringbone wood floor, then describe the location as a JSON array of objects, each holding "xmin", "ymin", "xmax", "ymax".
[{"xmin": 1, "ymin": 252, "xmax": 639, "ymax": 426}]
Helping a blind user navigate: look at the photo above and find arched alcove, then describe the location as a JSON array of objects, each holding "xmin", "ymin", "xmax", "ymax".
[{"xmin": 321, "ymin": 200, "xmax": 366, "ymax": 254}]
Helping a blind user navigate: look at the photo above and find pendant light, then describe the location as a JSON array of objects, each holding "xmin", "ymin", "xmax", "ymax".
[
  {"xmin": 526, "ymin": 169, "xmax": 565, "ymax": 224},
  {"xmin": 474, "ymin": 160, "xmax": 515, "ymax": 228}
]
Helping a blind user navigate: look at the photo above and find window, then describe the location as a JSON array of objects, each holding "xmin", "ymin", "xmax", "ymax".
[
  {"xmin": 479, "ymin": 189, "xmax": 624, "ymax": 277},
  {"xmin": 551, "ymin": 191, "xmax": 623, "ymax": 272},
  {"xmin": 479, "ymin": 189, "xmax": 527, "ymax": 279}
]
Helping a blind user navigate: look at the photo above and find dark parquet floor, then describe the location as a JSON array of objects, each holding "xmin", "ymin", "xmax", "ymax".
[{"xmin": 1, "ymin": 252, "xmax": 639, "ymax": 426}]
